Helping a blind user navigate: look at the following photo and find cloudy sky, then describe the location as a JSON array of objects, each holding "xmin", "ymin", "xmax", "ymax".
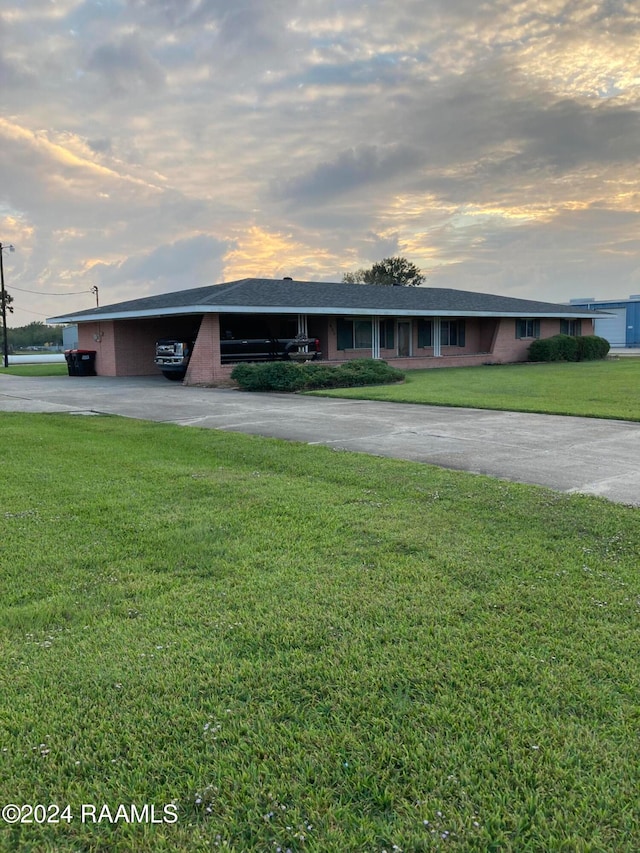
[{"xmin": 1, "ymin": 0, "xmax": 640, "ymax": 324}]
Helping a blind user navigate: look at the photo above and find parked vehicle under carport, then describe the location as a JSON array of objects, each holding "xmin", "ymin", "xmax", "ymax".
[{"xmin": 154, "ymin": 334, "xmax": 322, "ymax": 380}]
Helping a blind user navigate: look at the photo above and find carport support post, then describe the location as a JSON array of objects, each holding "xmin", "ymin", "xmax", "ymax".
[
  {"xmin": 296, "ymin": 314, "xmax": 310, "ymax": 355},
  {"xmin": 184, "ymin": 314, "xmax": 223, "ymax": 385}
]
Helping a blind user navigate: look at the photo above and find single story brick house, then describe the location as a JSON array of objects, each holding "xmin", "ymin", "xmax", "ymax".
[{"xmin": 48, "ymin": 278, "xmax": 605, "ymax": 385}]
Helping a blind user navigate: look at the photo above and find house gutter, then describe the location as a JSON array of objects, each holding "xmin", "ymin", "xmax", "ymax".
[{"xmin": 48, "ymin": 305, "xmax": 610, "ymax": 324}]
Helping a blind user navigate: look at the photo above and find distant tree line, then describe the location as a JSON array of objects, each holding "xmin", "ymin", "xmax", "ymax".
[{"xmin": 6, "ymin": 321, "xmax": 64, "ymax": 350}]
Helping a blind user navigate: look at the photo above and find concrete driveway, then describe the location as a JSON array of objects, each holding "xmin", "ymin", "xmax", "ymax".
[{"xmin": 1, "ymin": 374, "xmax": 638, "ymax": 506}]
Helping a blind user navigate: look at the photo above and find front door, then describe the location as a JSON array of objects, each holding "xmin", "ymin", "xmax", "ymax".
[{"xmin": 398, "ymin": 322, "xmax": 411, "ymax": 357}]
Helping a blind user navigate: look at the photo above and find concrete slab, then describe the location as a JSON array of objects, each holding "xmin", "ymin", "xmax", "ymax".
[
  {"xmin": 1, "ymin": 374, "xmax": 638, "ymax": 506},
  {"xmin": 608, "ymin": 348, "xmax": 640, "ymax": 358}
]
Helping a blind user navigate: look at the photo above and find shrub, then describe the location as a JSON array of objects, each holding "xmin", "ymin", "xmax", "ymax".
[
  {"xmin": 332, "ymin": 358, "xmax": 405, "ymax": 387},
  {"xmin": 576, "ymin": 335, "xmax": 610, "ymax": 361},
  {"xmin": 231, "ymin": 359, "xmax": 405, "ymax": 392},
  {"xmin": 528, "ymin": 337, "xmax": 554, "ymax": 362},
  {"xmin": 299, "ymin": 364, "xmax": 343, "ymax": 388},
  {"xmin": 528, "ymin": 334, "xmax": 578, "ymax": 362},
  {"xmin": 529, "ymin": 334, "xmax": 610, "ymax": 363},
  {"xmin": 228, "ymin": 363, "xmax": 257, "ymax": 389},
  {"xmin": 230, "ymin": 362, "xmax": 307, "ymax": 392}
]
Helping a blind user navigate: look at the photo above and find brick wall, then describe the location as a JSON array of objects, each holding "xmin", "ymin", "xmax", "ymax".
[
  {"xmin": 78, "ymin": 321, "xmax": 116, "ymax": 375},
  {"xmin": 185, "ymin": 314, "xmax": 229, "ymax": 385},
  {"xmin": 113, "ymin": 320, "xmax": 169, "ymax": 375},
  {"xmin": 323, "ymin": 354, "xmax": 495, "ymax": 369},
  {"xmin": 491, "ymin": 317, "xmax": 594, "ymax": 364},
  {"xmin": 326, "ymin": 317, "xmax": 341, "ymax": 361},
  {"xmin": 79, "ymin": 317, "xmax": 203, "ymax": 376},
  {"xmin": 490, "ymin": 319, "xmax": 530, "ymax": 363}
]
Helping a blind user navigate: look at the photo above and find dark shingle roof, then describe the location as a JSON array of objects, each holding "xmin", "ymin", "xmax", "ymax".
[{"xmin": 48, "ymin": 278, "xmax": 602, "ymax": 322}]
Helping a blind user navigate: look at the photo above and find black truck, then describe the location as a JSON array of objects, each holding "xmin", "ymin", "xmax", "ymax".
[{"xmin": 155, "ymin": 334, "xmax": 321, "ymax": 380}]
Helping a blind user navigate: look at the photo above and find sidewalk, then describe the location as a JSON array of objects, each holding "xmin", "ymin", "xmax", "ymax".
[{"xmin": 608, "ymin": 348, "xmax": 640, "ymax": 357}]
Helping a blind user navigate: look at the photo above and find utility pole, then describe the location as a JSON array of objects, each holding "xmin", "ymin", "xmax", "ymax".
[
  {"xmin": 0, "ymin": 242, "xmax": 15, "ymax": 369},
  {"xmin": 91, "ymin": 285, "xmax": 99, "ymax": 307}
]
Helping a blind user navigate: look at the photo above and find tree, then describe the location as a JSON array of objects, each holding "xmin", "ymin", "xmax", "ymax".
[
  {"xmin": 7, "ymin": 321, "xmax": 64, "ymax": 349},
  {"xmin": 342, "ymin": 256, "xmax": 425, "ymax": 287}
]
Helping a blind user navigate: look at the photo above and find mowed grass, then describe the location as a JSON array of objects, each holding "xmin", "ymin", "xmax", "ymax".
[
  {"xmin": 309, "ymin": 359, "xmax": 640, "ymax": 421},
  {"xmin": 1, "ymin": 414, "xmax": 639, "ymax": 853},
  {"xmin": 0, "ymin": 363, "xmax": 68, "ymax": 377}
]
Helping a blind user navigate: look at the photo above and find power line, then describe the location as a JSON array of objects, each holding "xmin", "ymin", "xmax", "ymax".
[
  {"xmin": 10, "ymin": 305, "xmax": 60, "ymax": 319},
  {"xmin": 9, "ymin": 286, "xmax": 95, "ymax": 296}
]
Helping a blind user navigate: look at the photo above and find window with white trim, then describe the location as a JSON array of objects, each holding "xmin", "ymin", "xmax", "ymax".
[
  {"xmin": 516, "ymin": 319, "xmax": 540, "ymax": 339},
  {"xmin": 353, "ymin": 320, "xmax": 372, "ymax": 349},
  {"xmin": 441, "ymin": 319, "xmax": 466, "ymax": 347},
  {"xmin": 337, "ymin": 318, "xmax": 395, "ymax": 350},
  {"xmin": 560, "ymin": 319, "xmax": 582, "ymax": 336}
]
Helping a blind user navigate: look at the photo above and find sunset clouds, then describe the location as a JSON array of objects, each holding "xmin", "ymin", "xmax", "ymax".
[{"xmin": 1, "ymin": 0, "xmax": 639, "ymax": 322}]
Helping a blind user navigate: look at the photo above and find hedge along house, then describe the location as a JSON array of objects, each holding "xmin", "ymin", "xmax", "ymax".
[{"xmin": 48, "ymin": 278, "xmax": 604, "ymax": 385}]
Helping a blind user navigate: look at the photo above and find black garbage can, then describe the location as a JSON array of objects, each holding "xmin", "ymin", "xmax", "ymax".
[
  {"xmin": 64, "ymin": 349, "xmax": 78, "ymax": 376},
  {"xmin": 67, "ymin": 350, "xmax": 96, "ymax": 377},
  {"xmin": 74, "ymin": 350, "xmax": 97, "ymax": 376}
]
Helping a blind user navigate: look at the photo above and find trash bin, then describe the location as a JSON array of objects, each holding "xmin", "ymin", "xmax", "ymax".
[
  {"xmin": 74, "ymin": 350, "xmax": 96, "ymax": 376},
  {"xmin": 64, "ymin": 349, "xmax": 78, "ymax": 376},
  {"xmin": 66, "ymin": 349, "xmax": 96, "ymax": 377}
]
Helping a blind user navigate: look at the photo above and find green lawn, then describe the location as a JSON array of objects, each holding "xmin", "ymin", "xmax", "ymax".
[
  {"xmin": 0, "ymin": 363, "xmax": 68, "ymax": 377},
  {"xmin": 308, "ymin": 359, "xmax": 640, "ymax": 421},
  {"xmin": 1, "ymin": 413, "xmax": 639, "ymax": 852}
]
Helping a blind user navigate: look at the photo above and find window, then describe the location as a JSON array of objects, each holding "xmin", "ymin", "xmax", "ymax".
[
  {"xmin": 337, "ymin": 318, "xmax": 395, "ymax": 350},
  {"xmin": 354, "ymin": 320, "xmax": 372, "ymax": 349},
  {"xmin": 441, "ymin": 320, "xmax": 466, "ymax": 347},
  {"xmin": 560, "ymin": 319, "xmax": 582, "ymax": 336},
  {"xmin": 337, "ymin": 318, "xmax": 372, "ymax": 349},
  {"xmin": 379, "ymin": 319, "xmax": 395, "ymax": 349},
  {"xmin": 516, "ymin": 319, "xmax": 540, "ymax": 339},
  {"xmin": 337, "ymin": 318, "xmax": 353, "ymax": 350},
  {"xmin": 417, "ymin": 319, "xmax": 432, "ymax": 348}
]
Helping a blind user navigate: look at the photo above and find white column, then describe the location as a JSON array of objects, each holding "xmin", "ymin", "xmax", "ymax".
[
  {"xmin": 433, "ymin": 317, "xmax": 441, "ymax": 357},
  {"xmin": 297, "ymin": 314, "xmax": 308, "ymax": 336},
  {"xmin": 371, "ymin": 317, "xmax": 380, "ymax": 359}
]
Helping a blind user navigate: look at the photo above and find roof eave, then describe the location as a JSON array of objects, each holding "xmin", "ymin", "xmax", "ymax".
[
  {"xmin": 47, "ymin": 306, "xmax": 206, "ymax": 323},
  {"xmin": 48, "ymin": 304, "xmax": 608, "ymax": 324}
]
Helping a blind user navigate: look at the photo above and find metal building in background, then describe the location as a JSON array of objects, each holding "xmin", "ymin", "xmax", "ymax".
[
  {"xmin": 569, "ymin": 296, "xmax": 640, "ymax": 348},
  {"xmin": 62, "ymin": 324, "xmax": 79, "ymax": 351}
]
